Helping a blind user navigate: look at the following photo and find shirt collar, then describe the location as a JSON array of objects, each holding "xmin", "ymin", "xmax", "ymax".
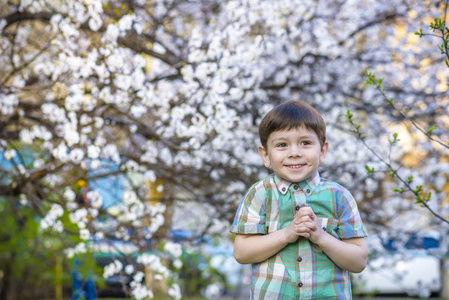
[{"xmin": 274, "ymin": 172, "xmax": 320, "ymax": 196}]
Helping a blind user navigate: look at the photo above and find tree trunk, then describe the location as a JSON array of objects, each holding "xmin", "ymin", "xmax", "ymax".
[{"xmin": 0, "ymin": 253, "xmax": 16, "ymax": 300}]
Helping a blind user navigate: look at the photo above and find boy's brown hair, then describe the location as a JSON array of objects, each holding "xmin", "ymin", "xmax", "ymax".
[{"xmin": 259, "ymin": 100, "xmax": 327, "ymax": 149}]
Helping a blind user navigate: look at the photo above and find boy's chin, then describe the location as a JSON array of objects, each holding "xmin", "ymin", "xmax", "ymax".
[
  {"xmin": 281, "ymin": 175, "xmax": 308, "ymax": 183},
  {"xmin": 281, "ymin": 171, "xmax": 315, "ymax": 183}
]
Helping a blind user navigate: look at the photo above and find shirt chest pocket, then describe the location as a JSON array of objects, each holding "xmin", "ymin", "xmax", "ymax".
[
  {"xmin": 312, "ymin": 217, "xmax": 340, "ymax": 253},
  {"xmin": 318, "ymin": 217, "xmax": 340, "ymax": 239}
]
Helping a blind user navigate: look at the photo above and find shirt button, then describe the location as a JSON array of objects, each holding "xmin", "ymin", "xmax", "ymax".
[
  {"xmin": 298, "ymin": 281, "xmax": 303, "ymax": 288},
  {"xmin": 295, "ymin": 205, "xmax": 300, "ymax": 211},
  {"xmin": 282, "ymin": 187, "xmax": 286, "ymax": 192},
  {"xmin": 306, "ymin": 189, "xmax": 310, "ymax": 194},
  {"xmin": 294, "ymin": 185, "xmax": 299, "ymax": 190},
  {"xmin": 297, "ymin": 256, "xmax": 302, "ymax": 262}
]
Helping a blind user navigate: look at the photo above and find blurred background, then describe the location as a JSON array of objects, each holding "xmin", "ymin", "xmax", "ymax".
[{"xmin": 1, "ymin": 0, "xmax": 449, "ymax": 299}]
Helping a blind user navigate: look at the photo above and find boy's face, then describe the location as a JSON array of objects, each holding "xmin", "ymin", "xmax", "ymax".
[{"xmin": 258, "ymin": 126, "xmax": 328, "ymax": 183}]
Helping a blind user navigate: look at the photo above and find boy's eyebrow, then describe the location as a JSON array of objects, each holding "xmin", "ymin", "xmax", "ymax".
[
  {"xmin": 270, "ymin": 137, "xmax": 287, "ymax": 144},
  {"xmin": 270, "ymin": 134, "xmax": 316, "ymax": 144}
]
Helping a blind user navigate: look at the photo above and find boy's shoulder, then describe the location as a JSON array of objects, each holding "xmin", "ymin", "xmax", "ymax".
[
  {"xmin": 249, "ymin": 173, "xmax": 277, "ymax": 190},
  {"xmin": 245, "ymin": 174, "xmax": 278, "ymax": 196},
  {"xmin": 318, "ymin": 177, "xmax": 352, "ymax": 196}
]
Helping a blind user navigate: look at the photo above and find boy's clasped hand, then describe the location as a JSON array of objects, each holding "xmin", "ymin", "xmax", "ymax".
[{"xmin": 285, "ymin": 206, "xmax": 324, "ymax": 243}]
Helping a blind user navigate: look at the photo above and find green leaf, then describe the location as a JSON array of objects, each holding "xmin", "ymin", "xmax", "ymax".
[
  {"xmin": 414, "ymin": 185, "xmax": 423, "ymax": 194},
  {"xmin": 426, "ymin": 125, "xmax": 437, "ymax": 134},
  {"xmin": 389, "ymin": 132, "xmax": 400, "ymax": 144},
  {"xmin": 394, "ymin": 187, "xmax": 405, "ymax": 194},
  {"xmin": 414, "ymin": 28, "xmax": 424, "ymax": 38},
  {"xmin": 345, "ymin": 109, "xmax": 353, "ymax": 119},
  {"xmin": 364, "ymin": 164, "xmax": 375, "ymax": 174},
  {"xmin": 388, "ymin": 167, "xmax": 395, "ymax": 176}
]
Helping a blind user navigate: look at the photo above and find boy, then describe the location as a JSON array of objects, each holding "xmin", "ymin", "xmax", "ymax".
[{"xmin": 230, "ymin": 100, "xmax": 368, "ymax": 299}]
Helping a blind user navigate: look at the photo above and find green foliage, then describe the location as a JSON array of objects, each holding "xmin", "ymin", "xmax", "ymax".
[
  {"xmin": 388, "ymin": 133, "xmax": 400, "ymax": 144},
  {"xmin": 177, "ymin": 249, "xmax": 227, "ymax": 297},
  {"xmin": 429, "ymin": 17, "xmax": 445, "ymax": 31},
  {"xmin": 426, "ymin": 125, "xmax": 437, "ymax": 134},
  {"xmin": 393, "ymin": 187, "xmax": 406, "ymax": 194},
  {"xmin": 415, "ymin": 27, "xmax": 424, "ymax": 37},
  {"xmin": 364, "ymin": 164, "xmax": 375, "ymax": 175},
  {"xmin": 352, "ymin": 2, "xmax": 449, "ymax": 225},
  {"xmin": 0, "ymin": 198, "xmax": 102, "ymax": 300},
  {"xmin": 346, "ymin": 109, "xmax": 366, "ymax": 140},
  {"xmin": 351, "ymin": 69, "xmax": 442, "ymax": 217}
]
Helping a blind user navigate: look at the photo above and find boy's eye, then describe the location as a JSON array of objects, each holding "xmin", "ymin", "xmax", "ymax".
[
  {"xmin": 301, "ymin": 141, "xmax": 311, "ymax": 146},
  {"xmin": 276, "ymin": 143, "xmax": 287, "ymax": 148}
]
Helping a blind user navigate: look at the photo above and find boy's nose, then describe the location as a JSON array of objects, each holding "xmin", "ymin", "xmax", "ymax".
[{"xmin": 288, "ymin": 146, "xmax": 303, "ymax": 157}]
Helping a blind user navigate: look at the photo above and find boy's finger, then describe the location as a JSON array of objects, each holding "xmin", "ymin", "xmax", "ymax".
[
  {"xmin": 296, "ymin": 207, "xmax": 315, "ymax": 219},
  {"xmin": 294, "ymin": 215, "xmax": 313, "ymax": 224},
  {"xmin": 298, "ymin": 232, "xmax": 311, "ymax": 239},
  {"xmin": 295, "ymin": 221, "xmax": 316, "ymax": 232}
]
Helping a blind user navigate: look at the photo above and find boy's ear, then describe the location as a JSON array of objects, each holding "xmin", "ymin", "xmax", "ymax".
[
  {"xmin": 319, "ymin": 141, "xmax": 329, "ymax": 164},
  {"xmin": 258, "ymin": 146, "xmax": 271, "ymax": 168}
]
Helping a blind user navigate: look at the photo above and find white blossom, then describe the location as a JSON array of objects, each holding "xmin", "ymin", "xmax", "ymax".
[
  {"xmin": 1, "ymin": 0, "xmax": 449, "ymax": 298},
  {"xmin": 125, "ymin": 264, "xmax": 134, "ymax": 274},
  {"xmin": 118, "ymin": 14, "xmax": 134, "ymax": 32},
  {"xmin": 3, "ymin": 150, "xmax": 16, "ymax": 160},
  {"xmin": 164, "ymin": 241, "xmax": 182, "ymax": 258},
  {"xmin": 86, "ymin": 190, "xmax": 103, "ymax": 208},
  {"xmin": 133, "ymin": 271, "xmax": 144, "ymax": 283},
  {"xmin": 79, "ymin": 228, "xmax": 90, "ymax": 240},
  {"xmin": 168, "ymin": 283, "xmax": 181, "ymax": 300},
  {"xmin": 131, "ymin": 284, "xmax": 153, "ymax": 299}
]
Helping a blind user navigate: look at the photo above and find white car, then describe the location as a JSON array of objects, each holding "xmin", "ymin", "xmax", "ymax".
[{"xmin": 352, "ymin": 233, "xmax": 442, "ymax": 298}]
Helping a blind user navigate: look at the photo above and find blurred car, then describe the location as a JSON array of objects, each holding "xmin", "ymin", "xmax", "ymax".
[
  {"xmin": 204, "ymin": 238, "xmax": 251, "ymax": 299},
  {"xmin": 93, "ymin": 239, "xmax": 138, "ymax": 297},
  {"xmin": 352, "ymin": 231, "xmax": 442, "ymax": 298}
]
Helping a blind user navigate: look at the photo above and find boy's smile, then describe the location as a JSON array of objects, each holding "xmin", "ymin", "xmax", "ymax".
[{"xmin": 258, "ymin": 126, "xmax": 328, "ymax": 183}]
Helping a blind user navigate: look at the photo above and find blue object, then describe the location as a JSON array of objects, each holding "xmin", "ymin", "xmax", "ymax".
[
  {"xmin": 84, "ymin": 275, "xmax": 97, "ymax": 300},
  {"xmin": 71, "ymin": 259, "xmax": 83, "ymax": 300}
]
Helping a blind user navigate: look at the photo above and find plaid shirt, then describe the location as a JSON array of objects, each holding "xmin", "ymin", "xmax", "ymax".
[{"xmin": 230, "ymin": 172, "xmax": 367, "ymax": 300}]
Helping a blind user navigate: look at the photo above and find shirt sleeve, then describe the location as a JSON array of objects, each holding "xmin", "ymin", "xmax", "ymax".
[
  {"xmin": 229, "ymin": 183, "xmax": 268, "ymax": 235},
  {"xmin": 337, "ymin": 187, "xmax": 368, "ymax": 239}
]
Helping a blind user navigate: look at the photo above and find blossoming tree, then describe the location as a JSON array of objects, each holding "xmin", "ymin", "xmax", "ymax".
[{"xmin": 1, "ymin": 0, "xmax": 448, "ymax": 298}]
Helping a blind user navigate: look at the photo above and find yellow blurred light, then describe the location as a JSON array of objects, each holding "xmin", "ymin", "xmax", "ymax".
[
  {"xmin": 146, "ymin": 178, "xmax": 164, "ymax": 206},
  {"xmin": 76, "ymin": 179, "xmax": 87, "ymax": 188},
  {"xmin": 395, "ymin": 23, "xmax": 407, "ymax": 39},
  {"xmin": 420, "ymin": 58, "xmax": 432, "ymax": 67},
  {"xmin": 408, "ymin": 10, "xmax": 418, "ymax": 19},
  {"xmin": 407, "ymin": 32, "xmax": 420, "ymax": 46},
  {"xmin": 411, "ymin": 78, "xmax": 421, "ymax": 90},
  {"xmin": 436, "ymin": 83, "xmax": 448, "ymax": 92},
  {"xmin": 436, "ymin": 70, "xmax": 448, "ymax": 92}
]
